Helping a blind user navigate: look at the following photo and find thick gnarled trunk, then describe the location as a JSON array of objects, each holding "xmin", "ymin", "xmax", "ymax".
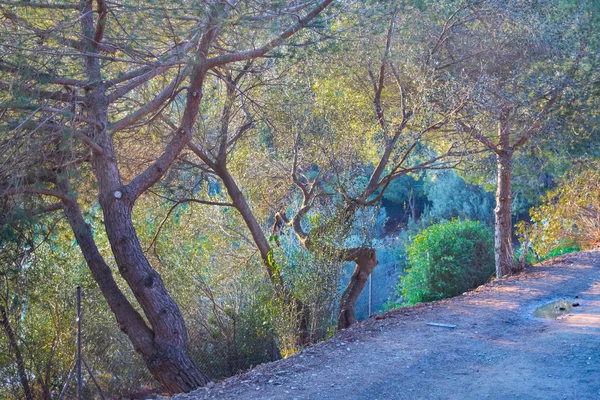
[
  {"xmin": 101, "ymin": 197, "xmax": 211, "ymax": 392},
  {"xmin": 495, "ymin": 153, "xmax": 514, "ymax": 277},
  {"xmin": 337, "ymin": 248, "xmax": 378, "ymax": 329},
  {"xmin": 60, "ymin": 184, "xmax": 210, "ymax": 393}
]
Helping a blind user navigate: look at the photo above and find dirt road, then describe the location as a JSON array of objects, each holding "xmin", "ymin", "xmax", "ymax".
[{"xmin": 175, "ymin": 250, "xmax": 600, "ymax": 400}]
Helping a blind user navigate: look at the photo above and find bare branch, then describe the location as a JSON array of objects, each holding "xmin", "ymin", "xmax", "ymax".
[
  {"xmin": 512, "ymin": 42, "xmax": 587, "ymax": 151},
  {"xmin": 1, "ymin": 186, "xmax": 70, "ymax": 202},
  {"xmin": 1, "ymin": 104, "xmax": 103, "ymax": 129},
  {"xmin": 206, "ymin": 0, "xmax": 334, "ymax": 68},
  {"xmin": 0, "ymin": 61, "xmax": 88, "ymax": 87},
  {"xmin": 146, "ymin": 197, "xmax": 233, "ymax": 253},
  {"xmin": 107, "ymin": 65, "xmax": 176, "ymax": 103},
  {"xmin": 93, "ymin": 0, "xmax": 107, "ymax": 47},
  {"xmin": 0, "ymin": 203, "xmax": 62, "ymax": 225},
  {"xmin": 0, "ymin": 1, "xmax": 79, "ymax": 9},
  {"xmin": 108, "ymin": 70, "xmax": 187, "ymax": 132},
  {"xmin": 73, "ymin": 131, "xmax": 104, "ymax": 154},
  {"xmin": 187, "ymin": 142, "xmax": 218, "ymax": 171},
  {"xmin": 0, "ymin": 81, "xmax": 84, "ymax": 102},
  {"xmin": 372, "ymin": 17, "xmax": 395, "ymax": 131},
  {"xmin": 458, "ymin": 119, "xmax": 500, "ymax": 154}
]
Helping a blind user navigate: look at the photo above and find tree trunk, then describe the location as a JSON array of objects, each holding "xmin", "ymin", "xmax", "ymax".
[
  {"xmin": 409, "ymin": 187, "xmax": 417, "ymax": 222},
  {"xmin": 337, "ymin": 248, "xmax": 378, "ymax": 330},
  {"xmin": 495, "ymin": 153, "xmax": 514, "ymax": 277},
  {"xmin": 0, "ymin": 305, "xmax": 32, "ymax": 400},
  {"xmin": 217, "ymin": 167, "xmax": 311, "ymax": 344},
  {"xmin": 59, "ymin": 180, "xmax": 209, "ymax": 393},
  {"xmin": 101, "ymin": 194, "xmax": 210, "ymax": 392},
  {"xmin": 143, "ymin": 343, "xmax": 209, "ymax": 393},
  {"xmin": 67, "ymin": 39, "xmax": 211, "ymax": 388}
]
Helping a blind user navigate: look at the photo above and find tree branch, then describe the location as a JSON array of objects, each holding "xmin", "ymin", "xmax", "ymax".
[
  {"xmin": 108, "ymin": 70, "xmax": 187, "ymax": 132},
  {"xmin": 93, "ymin": 0, "xmax": 107, "ymax": 47},
  {"xmin": 0, "ymin": 203, "xmax": 62, "ymax": 225},
  {"xmin": 147, "ymin": 197, "xmax": 233, "ymax": 253},
  {"xmin": 512, "ymin": 42, "xmax": 587, "ymax": 151},
  {"xmin": 205, "ymin": 0, "xmax": 334, "ymax": 68},
  {"xmin": 0, "ymin": 1, "xmax": 78, "ymax": 9},
  {"xmin": 1, "ymin": 186, "xmax": 70, "ymax": 202},
  {"xmin": 458, "ymin": 119, "xmax": 500, "ymax": 154}
]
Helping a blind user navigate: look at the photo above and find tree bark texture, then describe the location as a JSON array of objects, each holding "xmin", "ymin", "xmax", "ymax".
[
  {"xmin": 60, "ymin": 187, "xmax": 210, "ymax": 393},
  {"xmin": 337, "ymin": 248, "xmax": 378, "ymax": 330},
  {"xmin": 101, "ymin": 197, "xmax": 210, "ymax": 392},
  {"xmin": 495, "ymin": 153, "xmax": 514, "ymax": 277}
]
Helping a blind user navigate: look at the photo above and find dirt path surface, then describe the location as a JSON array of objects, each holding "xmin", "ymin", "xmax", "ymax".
[{"xmin": 174, "ymin": 250, "xmax": 600, "ymax": 400}]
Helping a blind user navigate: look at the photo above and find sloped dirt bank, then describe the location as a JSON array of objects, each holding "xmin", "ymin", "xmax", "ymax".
[{"xmin": 174, "ymin": 250, "xmax": 600, "ymax": 400}]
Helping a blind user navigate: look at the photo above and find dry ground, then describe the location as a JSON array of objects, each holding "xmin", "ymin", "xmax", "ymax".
[{"xmin": 174, "ymin": 250, "xmax": 600, "ymax": 400}]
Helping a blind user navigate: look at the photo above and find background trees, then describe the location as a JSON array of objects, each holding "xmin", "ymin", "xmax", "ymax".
[
  {"xmin": 427, "ymin": 0, "xmax": 591, "ymax": 276},
  {"xmin": 525, "ymin": 162, "xmax": 600, "ymax": 258},
  {"xmin": 0, "ymin": 0, "xmax": 597, "ymax": 397}
]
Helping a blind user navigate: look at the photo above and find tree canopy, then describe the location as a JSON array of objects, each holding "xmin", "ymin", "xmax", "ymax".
[{"xmin": 0, "ymin": 0, "xmax": 597, "ymax": 397}]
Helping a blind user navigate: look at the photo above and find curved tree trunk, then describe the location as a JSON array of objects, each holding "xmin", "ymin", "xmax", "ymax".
[
  {"xmin": 337, "ymin": 248, "xmax": 378, "ymax": 330},
  {"xmin": 495, "ymin": 153, "xmax": 514, "ymax": 277},
  {"xmin": 60, "ymin": 183, "xmax": 210, "ymax": 393},
  {"xmin": 71, "ymin": 5, "xmax": 213, "ymax": 384},
  {"xmin": 274, "ymin": 211, "xmax": 381, "ymax": 332},
  {"xmin": 101, "ymin": 198, "xmax": 210, "ymax": 392},
  {"xmin": 217, "ymin": 167, "xmax": 311, "ymax": 344}
]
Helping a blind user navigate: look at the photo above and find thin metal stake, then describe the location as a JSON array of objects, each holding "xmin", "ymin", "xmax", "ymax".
[
  {"xmin": 77, "ymin": 286, "xmax": 82, "ymax": 400},
  {"xmin": 368, "ymin": 273, "xmax": 372, "ymax": 317},
  {"xmin": 57, "ymin": 359, "xmax": 76, "ymax": 400},
  {"xmin": 59, "ymin": 286, "xmax": 105, "ymax": 399},
  {"xmin": 83, "ymin": 358, "xmax": 106, "ymax": 400}
]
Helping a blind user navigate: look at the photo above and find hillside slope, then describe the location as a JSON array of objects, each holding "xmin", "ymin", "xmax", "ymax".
[{"xmin": 174, "ymin": 250, "xmax": 600, "ymax": 400}]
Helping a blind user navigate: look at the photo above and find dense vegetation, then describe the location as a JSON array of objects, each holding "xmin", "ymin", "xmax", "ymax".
[
  {"xmin": 399, "ymin": 219, "xmax": 495, "ymax": 305},
  {"xmin": 523, "ymin": 162, "xmax": 600, "ymax": 258},
  {"xmin": 0, "ymin": 0, "xmax": 598, "ymax": 398}
]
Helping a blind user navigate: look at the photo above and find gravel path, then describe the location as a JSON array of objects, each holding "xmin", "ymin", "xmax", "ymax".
[{"xmin": 174, "ymin": 250, "xmax": 600, "ymax": 400}]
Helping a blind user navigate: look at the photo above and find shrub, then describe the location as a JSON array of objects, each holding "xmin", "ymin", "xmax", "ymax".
[
  {"xmin": 522, "ymin": 163, "xmax": 600, "ymax": 258},
  {"xmin": 399, "ymin": 219, "xmax": 495, "ymax": 305}
]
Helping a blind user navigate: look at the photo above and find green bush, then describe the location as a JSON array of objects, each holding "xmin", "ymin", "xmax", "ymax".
[
  {"xmin": 520, "ymin": 163, "xmax": 600, "ymax": 258},
  {"xmin": 400, "ymin": 219, "xmax": 494, "ymax": 305}
]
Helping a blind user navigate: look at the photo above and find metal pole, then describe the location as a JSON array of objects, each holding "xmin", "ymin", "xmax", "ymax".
[
  {"xmin": 83, "ymin": 358, "xmax": 106, "ymax": 400},
  {"xmin": 368, "ymin": 273, "xmax": 372, "ymax": 317},
  {"xmin": 57, "ymin": 360, "xmax": 76, "ymax": 400},
  {"xmin": 77, "ymin": 286, "xmax": 82, "ymax": 400}
]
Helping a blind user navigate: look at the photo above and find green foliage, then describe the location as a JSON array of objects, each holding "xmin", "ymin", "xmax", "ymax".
[
  {"xmin": 516, "ymin": 242, "xmax": 580, "ymax": 265},
  {"xmin": 521, "ymin": 162, "xmax": 600, "ymax": 258},
  {"xmin": 424, "ymin": 171, "xmax": 494, "ymax": 224},
  {"xmin": 541, "ymin": 245, "xmax": 581, "ymax": 261},
  {"xmin": 399, "ymin": 219, "xmax": 495, "ymax": 305},
  {"xmin": 133, "ymin": 198, "xmax": 282, "ymax": 378},
  {"xmin": 0, "ymin": 218, "xmax": 155, "ymax": 399},
  {"xmin": 185, "ymin": 263, "xmax": 279, "ymax": 378},
  {"xmin": 272, "ymin": 232, "xmax": 345, "ymax": 347}
]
